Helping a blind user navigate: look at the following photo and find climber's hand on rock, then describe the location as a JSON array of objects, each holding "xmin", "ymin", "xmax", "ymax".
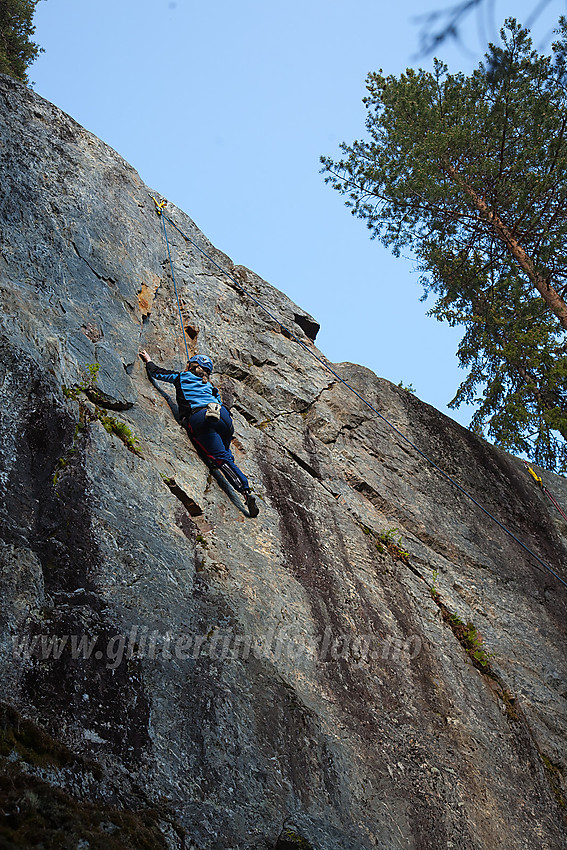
[{"xmin": 139, "ymin": 350, "xmax": 151, "ymax": 363}]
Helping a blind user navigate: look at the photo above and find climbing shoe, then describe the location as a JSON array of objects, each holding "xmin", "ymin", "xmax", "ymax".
[{"xmin": 245, "ymin": 491, "xmax": 259, "ymax": 518}]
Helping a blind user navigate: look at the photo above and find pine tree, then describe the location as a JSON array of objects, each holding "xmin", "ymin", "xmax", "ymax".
[
  {"xmin": 321, "ymin": 18, "xmax": 567, "ymax": 471},
  {"xmin": 0, "ymin": 0, "xmax": 43, "ymax": 84}
]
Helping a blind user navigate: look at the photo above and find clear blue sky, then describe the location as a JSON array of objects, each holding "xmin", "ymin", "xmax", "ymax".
[{"xmin": 30, "ymin": 0, "xmax": 563, "ymax": 428}]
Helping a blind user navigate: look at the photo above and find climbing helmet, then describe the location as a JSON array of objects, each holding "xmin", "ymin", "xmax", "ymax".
[{"xmin": 187, "ymin": 354, "xmax": 213, "ymax": 374}]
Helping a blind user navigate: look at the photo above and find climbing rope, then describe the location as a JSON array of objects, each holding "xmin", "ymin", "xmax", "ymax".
[
  {"xmin": 524, "ymin": 461, "xmax": 567, "ymax": 524},
  {"xmin": 151, "ymin": 197, "xmax": 567, "ymax": 591},
  {"xmin": 152, "ymin": 196, "xmax": 190, "ymax": 363}
]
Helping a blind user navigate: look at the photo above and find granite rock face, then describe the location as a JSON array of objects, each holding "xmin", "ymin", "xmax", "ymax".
[{"xmin": 0, "ymin": 73, "xmax": 566, "ymax": 849}]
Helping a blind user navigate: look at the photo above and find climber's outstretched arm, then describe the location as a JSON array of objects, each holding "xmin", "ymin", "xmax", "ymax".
[{"xmin": 139, "ymin": 351, "xmax": 179, "ymax": 384}]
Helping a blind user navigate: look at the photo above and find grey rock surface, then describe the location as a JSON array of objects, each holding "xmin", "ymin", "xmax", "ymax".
[{"xmin": 0, "ymin": 73, "xmax": 566, "ymax": 849}]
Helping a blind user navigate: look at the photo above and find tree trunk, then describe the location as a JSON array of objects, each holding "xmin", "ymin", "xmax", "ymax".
[{"xmin": 444, "ymin": 163, "xmax": 567, "ymax": 331}]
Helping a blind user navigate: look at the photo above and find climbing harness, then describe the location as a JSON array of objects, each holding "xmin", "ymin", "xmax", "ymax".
[
  {"xmin": 524, "ymin": 461, "xmax": 567, "ymax": 524},
  {"xmin": 151, "ymin": 196, "xmax": 567, "ymax": 591}
]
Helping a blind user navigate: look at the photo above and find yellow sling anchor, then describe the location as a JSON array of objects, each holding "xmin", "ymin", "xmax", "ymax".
[
  {"xmin": 523, "ymin": 460, "xmax": 543, "ymax": 487},
  {"xmin": 151, "ymin": 195, "xmax": 167, "ymax": 216},
  {"xmin": 523, "ymin": 459, "xmax": 567, "ymax": 524}
]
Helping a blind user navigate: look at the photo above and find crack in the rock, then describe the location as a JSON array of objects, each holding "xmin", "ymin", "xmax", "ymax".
[
  {"xmin": 286, "ymin": 449, "xmax": 321, "ymax": 481},
  {"xmin": 162, "ymin": 476, "xmax": 203, "ymax": 517},
  {"xmin": 251, "ymin": 380, "xmax": 338, "ymax": 430},
  {"xmin": 71, "ymin": 241, "xmax": 116, "ymax": 286}
]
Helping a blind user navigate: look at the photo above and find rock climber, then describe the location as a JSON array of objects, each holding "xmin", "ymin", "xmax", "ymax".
[{"xmin": 139, "ymin": 350, "xmax": 259, "ymax": 517}]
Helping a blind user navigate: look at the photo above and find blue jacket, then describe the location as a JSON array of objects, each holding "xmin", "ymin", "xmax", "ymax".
[{"xmin": 146, "ymin": 360, "xmax": 221, "ymax": 420}]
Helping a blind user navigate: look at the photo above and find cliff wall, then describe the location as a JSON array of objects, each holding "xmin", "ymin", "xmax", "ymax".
[{"xmin": 0, "ymin": 74, "xmax": 566, "ymax": 849}]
